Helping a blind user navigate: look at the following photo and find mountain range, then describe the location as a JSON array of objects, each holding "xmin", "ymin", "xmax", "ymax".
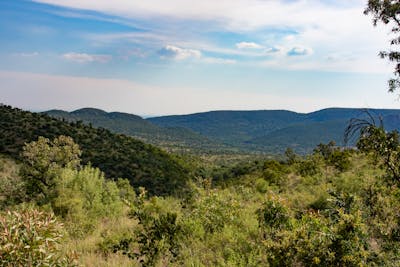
[{"xmin": 45, "ymin": 107, "xmax": 400, "ymax": 154}]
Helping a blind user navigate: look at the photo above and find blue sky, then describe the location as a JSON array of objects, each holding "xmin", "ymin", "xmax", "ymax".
[{"xmin": 0, "ymin": 0, "xmax": 399, "ymax": 115}]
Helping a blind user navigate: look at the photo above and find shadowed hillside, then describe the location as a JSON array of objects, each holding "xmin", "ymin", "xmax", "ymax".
[
  {"xmin": 45, "ymin": 108, "xmax": 233, "ymax": 154},
  {"xmin": 0, "ymin": 105, "xmax": 190, "ymax": 196}
]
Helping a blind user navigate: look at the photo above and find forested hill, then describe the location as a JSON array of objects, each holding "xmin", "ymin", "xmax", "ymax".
[
  {"xmin": 149, "ymin": 108, "xmax": 400, "ymax": 153},
  {"xmin": 0, "ymin": 105, "xmax": 190, "ymax": 196},
  {"xmin": 45, "ymin": 108, "xmax": 232, "ymax": 153}
]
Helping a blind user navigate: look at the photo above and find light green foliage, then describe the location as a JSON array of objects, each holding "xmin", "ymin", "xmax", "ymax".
[
  {"xmin": 189, "ymin": 188, "xmax": 242, "ymax": 234},
  {"xmin": 0, "ymin": 208, "xmax": 77, "ymax": 266},
  {"xmin": 116, "ymin": 178, "xmax": 137, "ymax": 203},
  {"xmin": 255, "ymin": 178, "xmax": 269, "ymax": 193},
  {"xmin": 53, "ymin": 166, "xmax": 123, "ymax": 237},
  {"xmin": 21, "ymin": 136, "xmax": 81, "ymax": 202},
  {"xmin": 20, "ymin": 136, "xmax": 124, "ymax": 238}
]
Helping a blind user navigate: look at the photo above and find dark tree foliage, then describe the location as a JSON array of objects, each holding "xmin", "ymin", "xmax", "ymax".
[
  {"xmin": 365, "ymin": 0, "xmax": 400, "ymax": 92},
  {"xmin": 0, "ymin": 105, "xmax": 190, "ymax": 196},
  {"xmin": 345, "ymin": 109, "xmax": 400, "ymax": 183}
]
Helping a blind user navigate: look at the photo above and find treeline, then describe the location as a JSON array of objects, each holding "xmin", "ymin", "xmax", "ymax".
[{"xmin": 0, "ymin": 105, "xmax": 190, "ymax": 195}]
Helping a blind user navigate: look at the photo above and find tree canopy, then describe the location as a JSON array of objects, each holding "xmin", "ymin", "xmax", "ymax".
[{"xmin": 365, "ymin": 0, "xmax": 400, "ymax": 92}]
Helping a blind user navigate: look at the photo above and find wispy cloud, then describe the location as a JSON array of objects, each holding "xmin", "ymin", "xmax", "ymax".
[
  {"xmin": 236, "ymin": 42, "xmax": 263, "ymax": 49},
  {"xmin": 264, "ymin": 46, "xmax": 282, "ymax": 54},
  {"xmin": 62, "ymin": 52, "xmax": 112, "ymax": 63},
  {"xmin": 287, "ymin": 46, "xmax": 313, "ymax": 56},
  {"xmin": 159, "ymin": 45, "xmax": 201, "ymax": 60}
]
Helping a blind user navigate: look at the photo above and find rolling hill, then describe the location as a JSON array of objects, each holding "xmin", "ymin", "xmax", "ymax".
[
  {"xmin": 43, "ymin": 106, "xmax": 400, "ymax": 154},
  {"xmin": 0, "ymin": 105, "xmax": 191, "ymax": 195},
  {"xmin": 149, "ymin": 108, "xmax": 400, "ymax": 153},
  {"xmin": 45, "ymin": 108, "xmax": 233, "ymax": 154}
]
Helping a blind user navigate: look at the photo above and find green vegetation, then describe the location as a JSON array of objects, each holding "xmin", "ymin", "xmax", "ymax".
[
  {"xmin": 149, "ymin": 108, "xmax": 400, "ymax": 154},
  {"xmin": 45, "ymin": 108, "xmax": 235, "ymax": 154},
  {"xmin": 0, "ymin": 105, "xmax": 190, "ymax": 196},
  {"xmin": 2, "ymin": 110, "xmax": 400, "ymax": 265}
]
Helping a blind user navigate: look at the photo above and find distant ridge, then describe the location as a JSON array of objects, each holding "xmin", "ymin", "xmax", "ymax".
[
  {"xmin": 45, "ymin": 107, "xmax": 400, "ymax": 154},
  {"xmin": 44, "ymin": 108, "xmax": 232, "ymax": 154},
  {"xmin": 148, "ymin": 107, "xmax": 400, "ymax": 153}
]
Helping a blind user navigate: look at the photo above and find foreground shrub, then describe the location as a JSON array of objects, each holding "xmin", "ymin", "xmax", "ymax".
[{"xmin": 0, "ymin": 209, "xmax": 77, "ymax": 266}]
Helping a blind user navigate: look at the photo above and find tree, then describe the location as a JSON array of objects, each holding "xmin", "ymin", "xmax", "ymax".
[
  {"xmin": 365, "ymin": 1, "xmax": 400, "ymax": 92},
  {"xmin": 20, "ymin": 136, "xmax": 81, "ymax": 202}
]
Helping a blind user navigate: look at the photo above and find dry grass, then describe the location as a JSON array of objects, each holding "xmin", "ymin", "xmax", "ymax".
[{"xmin": 63, "ymin": 208, "xmax": 140, "ymax": 266}]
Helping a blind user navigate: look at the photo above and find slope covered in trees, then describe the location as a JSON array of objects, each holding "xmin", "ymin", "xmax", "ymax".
[
  {"xmin": 0, "ymin": 105, "xmax": 190, "ymax": 195},
  {"xmin": 45, "ymin": 108, "xmax": 232, "ymax": 154},
  {"xmin": 149, "ymin": 108, "xmax": 400, "ymax": 153}
]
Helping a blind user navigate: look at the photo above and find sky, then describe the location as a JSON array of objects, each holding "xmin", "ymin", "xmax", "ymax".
[{"xmin": 0, "ymin": 0, "xmax": 399, "ymax": 116}]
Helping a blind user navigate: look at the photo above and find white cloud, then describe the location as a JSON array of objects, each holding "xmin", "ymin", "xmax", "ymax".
[
  {"xmin": 159, "ymin": 45, "xmax": 201, "ymax": 60},
  {"xmin": 62, "ymin": 52, "xmax": 112, "ymax": 63},
  {"xmin": 236, "ymin": 42, "xmax": 263, "ymax": 49},
  {"xmin": 158, "ymin": 45, "xmax": 236, "ymax": 64},
  {"xmin": 287, "ymin": 46, "xmax": 313, "ymax": 56},
  {"xmin": 33, "ymin": 0, "xmax": 390, "ymax": 73}
]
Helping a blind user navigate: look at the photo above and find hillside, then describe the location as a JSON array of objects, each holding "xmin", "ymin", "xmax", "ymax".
[
  {"xmin": 45, "ymin": 108, "xmax": 232, "ymax": 154},
  {"xmin": 149, "ymin": 108, "xmax": 400, "ymax": 153},
  {"xmin": 0, "ymin": 105, "xmax": 190, "ymax": 195}
]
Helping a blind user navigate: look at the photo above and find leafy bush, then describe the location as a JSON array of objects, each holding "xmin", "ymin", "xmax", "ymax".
[
  {"xmin": 0, "ymin": 209, "xmax": 77, "ymax": 266},
  {"xmin": 52, "ymin": 166, "xmax": 124, "ymax": 237},
  {"xmin": 257, "ymin": 197, "xmax": 291, "ymax": 231}
]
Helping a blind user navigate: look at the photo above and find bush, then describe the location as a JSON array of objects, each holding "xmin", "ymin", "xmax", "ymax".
[
  {"xmin": 0, "ymin": 208, "xmax": 77, "ymax": 266},
  {"xmin": 52, "ymin": 166, "xmax": 124, "ymax": 237}
]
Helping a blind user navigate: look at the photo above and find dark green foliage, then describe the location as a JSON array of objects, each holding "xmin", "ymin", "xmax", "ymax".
[
  {"xmin": 0, "ymin": 105, "xmax": 190, "ymax": 196},
  {"xmin": 135, "ymin": 212, "xmax": 181, "ymax": 266},
  {"xmin": 263, "ymin": 160, "xmax": 288, "ymax": 185},
  {"xmin": 128, "ymin": 190, "xmax": 183, "ymax": 266},
  {"xmin": 296, "ymin": 157, "xmax": 321, "ymax": 177},
  {"xmin": 45, "ymin": 108, "xmax": 233, "ymax": 154},
  {"xmin": 284, "ymin": 147, "xmax": 298, "ymax": 164},
  {"xmin": 314, "ymin": 141, "xmax": 352, "ymax": 172},
  {"xmin": 257, "ymin": 198, "xmax": 291, "ymax": 231},
  {"xmin": 365, "ymin": 1, "xmax": 400, "ymax": 92},
  {"xmin": 211, "ymin": 160, "xmax": 264, "ymax": 185},
  {"xmin": 150, "ymin": 108, "xmax": 400, "ymax": 154}
]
